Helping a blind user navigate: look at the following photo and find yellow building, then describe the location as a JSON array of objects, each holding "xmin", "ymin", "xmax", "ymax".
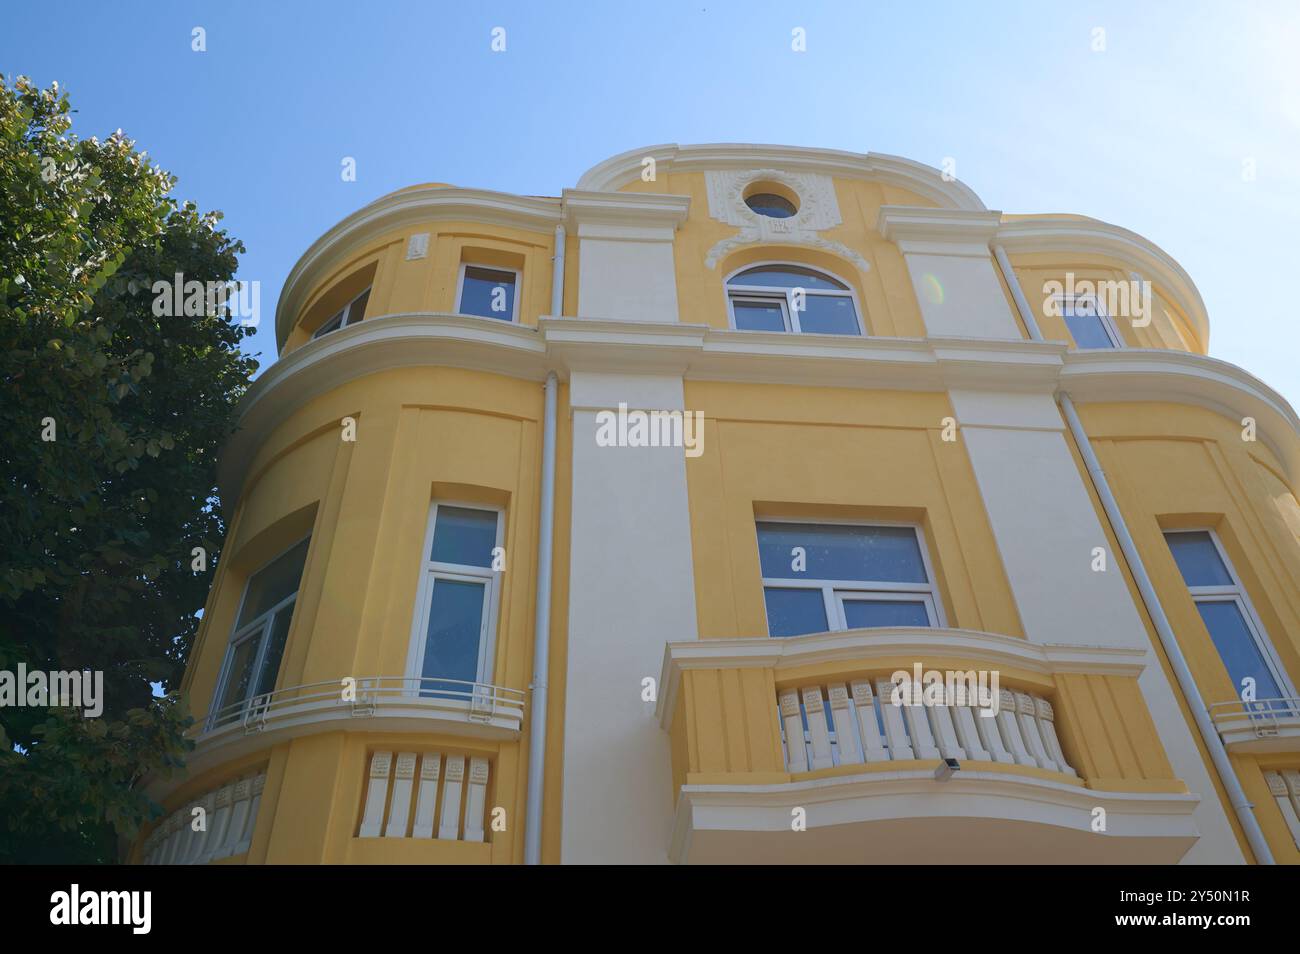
[{"xmin": 133, "ymin": 144, "xmax": 1300, "ymax": 865}]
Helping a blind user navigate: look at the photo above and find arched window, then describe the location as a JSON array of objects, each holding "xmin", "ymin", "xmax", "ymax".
[{"xmin": 726, "ymin": 264, "xmax": 862, "ymax": 335}]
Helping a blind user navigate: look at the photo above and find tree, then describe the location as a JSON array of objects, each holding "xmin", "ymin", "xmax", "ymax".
[{"xmin": 0, "ymin": 75, "xmax": 258, "ymax": 862}]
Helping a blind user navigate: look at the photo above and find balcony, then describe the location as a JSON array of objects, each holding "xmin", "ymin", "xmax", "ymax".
[
  {"xmin": 1209, "ymin": 697, "xmax": 1300, "ymax": 754},
  {"xmin": 657, "ymin": 627, "xmax": 1201, "ymax": 864},
  {"xmin": 177, "ymin": 676, "xmax": 526, "ymax": 783}
]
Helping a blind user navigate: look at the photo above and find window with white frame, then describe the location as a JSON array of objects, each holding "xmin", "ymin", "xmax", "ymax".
[
  {"xmin": 455, "ymin": 264, "xmax": 519, "ymax": 322},
  {"xmin": 757, "ymin": 522, "xmax": 942, "ymax": 637},
  {"xmin": 1164, "ymin": 529, "xmax": 1295, "ymax": 711},
  {"xmin": 1054, "ymin": 293, "xmax": 1121, "ymax": 349},
  {"xmin": 212, "ymin": 537, "xmax": 311, "ymax": 726},
  {"xmin": 408, "ymin": 503, "xmax": 503, "ymax": 697},
  {"xmin": 311, "ymin": 286, "xmax": 371, "ymax": 339},
  {"xmin": 727, "ymin": 264, "xmax": 863, "ymax": 336}
]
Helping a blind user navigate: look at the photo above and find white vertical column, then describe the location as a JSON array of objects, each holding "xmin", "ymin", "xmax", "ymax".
[
  {"xmin": 222, "ymin": 778, "xmax": 252, "ymax": 857},
  {"xmin": 930, "ymin": 704, "xmax": 966, "ymax": 760},
  {"xmin": 439, "ymin": 756, "xmax": 465, "ymax": 840},
  {"xmin": 385, "ymin": 753, "xmax": 417, "ymax": 837},
  {"xmin": 358, "ymin": 752, "xmax": 391, "ymax": 838},
  {"xmin": 1015, "ymin": 692, "xmax": 1055, "ymax": 771},
  {"xmin": 897, "ymin": 679, "xmax": 940, "ymax": 760},
  {"xmin": 464, "ymin": 757, "xmax": 490, "ymax": 843},
  {"xmin": 802, "ymin": 686, "xmax": 834, "ymax": 770},
  {"xmin": 975, "ymin": 700, "xmax": 1015, "ymax": 764},
  {"xmin": 875, "ymin": 678, "xmax": 914, "ymax": 760},
  {"xmin": 827, "ymin": 683, "xmax": 863, "ymax": 764},
  {"xmin": 953, "ymin": 703, "xmax": 990, "ymax": 762},
  {"xmin": 412, "ymin": 753, "xmax": 442, "ymax": 839},
  {"xmin": 851, "ymin": 681, "xmax": 889, "ymax": 762},
  {"xmin": 563, "ymin": 372, "xmax": 698, "ymax": 864},
  {"xmin": 778, "ymin": 689, "xmax": 807, "ymax": 772}
]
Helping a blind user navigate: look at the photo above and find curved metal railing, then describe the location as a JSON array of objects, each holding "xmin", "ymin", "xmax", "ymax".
[{"xmin": 200, "ymin": 676, "xmax": 526, "ymax": 736}]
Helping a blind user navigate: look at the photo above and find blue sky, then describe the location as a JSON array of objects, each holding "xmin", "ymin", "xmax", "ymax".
[{"xmin": 3, "ymin": 1, "xmax": 1298, "ymax": 408}]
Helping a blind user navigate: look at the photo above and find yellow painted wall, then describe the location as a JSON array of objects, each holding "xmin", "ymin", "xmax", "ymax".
[
  {"xmin": 682, "ymin": 380, "xmax": 1025, "ymax": 640},
  {"xmin": 1008, "ymin": 251, "xmax": 1203, "ymax": 353},
  {"xmin": 1079, "ymin": 400, "xmax": 1300, "ymax": 862},
  {"xmin": 168, "ymin": 365, "xmax": 572, "ymax": 864},
  {"xmin": 621, "ymin": 171, "xmax": 937, "ymax": 337},
  {"xmin": 282, "ymin": 219, "xmax": 557, "ymax": 355}
]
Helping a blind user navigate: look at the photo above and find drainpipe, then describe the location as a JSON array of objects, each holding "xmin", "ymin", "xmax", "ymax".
[
  {"xmin": 992, "ymin": 241, "xmax": 1275, "ymax": 864},
  {"xmin": 523, "ymin": 224, "xmax": 564, "ymax": 864}
]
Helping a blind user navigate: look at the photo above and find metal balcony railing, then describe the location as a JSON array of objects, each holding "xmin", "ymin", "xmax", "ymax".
[
  {"xmin": 199, "ymin": 676, "xmax": 526, "ymax": 737},
  {"xmin": 1209, "ymin": 696, "xmax": 1300, "ymax": 741}
]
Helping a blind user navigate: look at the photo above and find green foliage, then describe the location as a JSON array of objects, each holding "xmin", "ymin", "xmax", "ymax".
[{"xmin": 0, "ymin": 75, "xmax": 258, "ymax": 863}]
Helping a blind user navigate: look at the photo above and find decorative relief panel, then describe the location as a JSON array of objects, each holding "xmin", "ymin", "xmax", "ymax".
[{"xmin": 703, "ymin": 168, "xmax": 870, "ymax": 272}]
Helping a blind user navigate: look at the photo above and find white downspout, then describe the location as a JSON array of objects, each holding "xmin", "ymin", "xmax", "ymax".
[
  {"xmin": 991, "ymin": 241, "xmax": 1275, "ymax": 864},
  {"xmin": 523, "ymin": 225, "xmax": 564, "ymax": 864}
]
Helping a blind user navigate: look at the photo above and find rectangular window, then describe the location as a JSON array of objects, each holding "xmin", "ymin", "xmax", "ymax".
[
  {"xmin": 311, "ymin": 286, "xmax": 371, "ymax": 339},
  {"xmin": 1164, "ymin": 530, "xmax": 1295, "ymax": 711},
  {"xmin": 408, "ymin": 503, "xmax": 503, "ymax": 698},
  {"xmin": 212, "ymin": 537, "xmax": 311, "ymax": 726},
  {"xmin": 757, "ymin": 521, "xmax": 942, "ymax": 637},
  {"xmin": 456, "ymin": 264, "xmax": 519, "ymax": 322},
  {"xmin": 1056, "ymin": 294, "xmax": 1121, "ymax": 349}
]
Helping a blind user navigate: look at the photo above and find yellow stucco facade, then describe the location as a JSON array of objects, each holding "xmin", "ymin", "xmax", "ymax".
[{"xmin": 134, "ymin": 144, "xmax": 1300, "ymax": 866}]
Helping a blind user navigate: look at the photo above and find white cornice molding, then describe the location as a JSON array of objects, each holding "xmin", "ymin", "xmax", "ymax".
[
  {"xmin": 878, "ymin": 206, "xmax": 1004, "ymax": 256},
  {"xmin": 654, "ymin": 627, "xmax": 1149, "ymax": 730},
  {"xmin": 561, "ymin": 188, "xmax": 691, "ymax": 234},
  {"xmin": 575, "ymin": 143, "xmax": 988, "ymax": 212},
  {"xmin": 219, "ymin": 315, "xmax": 1300, "ymax": 504},
  {"xmin": 995, "ymin": 217, "xmax": 1210, "ymax": 350},
  {"xmin": 274, "ymin": 185, "xmax": 563, "ymax": 348}
]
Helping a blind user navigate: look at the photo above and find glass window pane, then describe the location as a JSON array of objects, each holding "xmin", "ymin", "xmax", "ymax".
[
  {"xmin": 758, "ymin": 523, "xmax": 927, "ymax": 584},
  {"xmin": 797, "ymin": 295, "xmax": 860, "ymax": 335},
  {"xmin": 430, "ymin": 506, "xmax": 498, "ymax": 567},
  {"xmin": 237, "ymin": 538, "xmax": 311, "ymax": 629},
  {"xmin": 842, "ymin": 598, "xmax": 931, "ymax": 628},
  {"xmin": 313, "ymin": 310, "xmax": 344, "ymax": 339},
  {"xmin": 732, "ymin": 299, "xmax": 787, "ymax": 331},
  {"xmin": 345, "ymin": 287, "xmax": 370, "ymax": 325},
  {"xmin": 459, "ymin": 265, "xmax": 517, "ymax": 320},
  {"xmin": 745, "ymin": 193, "xmax": 797, "ymax": 218},
  {"xmin": 1165, "ymin": 531, "xmax": 1233, "ymax": 587},
  {"xmin": 253, "ymin": 605, "xmax": 294, "ymax": 698},
  {"xmin": 728, "ymin": 265, "xmax": 846, "ymax": 291},
  {"xmin": 217, "ymin": 637, "xmax": 258, "ymax": 715},
  {"xmin": 421, "ymin": 578, "xmax": 487, "ymax": 692},
  {"xmin": 763, "ymin": 587, "xmax": 829, "ymax": 637},
  {"xmin": 1064, "ymin": 310, "xmax": 1115, "ymax": 348},
  {"xmin": 1196, "ymin": 600, "xmax": 1283, "ymax": 701}
]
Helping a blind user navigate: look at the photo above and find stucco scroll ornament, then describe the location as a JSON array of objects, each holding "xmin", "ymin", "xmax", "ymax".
[{"xmin": 703, "ymin": 168, "xmax": 871, "ymax": 273}]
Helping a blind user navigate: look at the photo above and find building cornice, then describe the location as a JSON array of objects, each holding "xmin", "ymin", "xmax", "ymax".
[
  {"xmin": 995, "ymin": 216, "xmax": 1210, "ymax": 351},
  {"xmin": 575, "ymin": 142, "xmax": 988, "ymax": 212},
  {"xmin": 219, "ymin": 315, "xmax": 1300, "ymax": 504},
  {"xmin": 877, "ymin": 206, "xmax": 1004, "ymax": 256},
  {"xmin": 561, "ymin": 188, "xmax": 691, "ymax": 234}
]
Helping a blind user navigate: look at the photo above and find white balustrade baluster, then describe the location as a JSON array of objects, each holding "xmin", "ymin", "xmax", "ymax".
[
  {"xmin": 875, "ymin": 678, "xmax": 914, "ymax": 760},
  {"xmin": 237, "ymin": 774, "xmax": 266, "ymax": 855},
  {"xmin": 851, "ymin": 681, "xmax": 889, "ymax": 762},
  {"xmin": 464, "ymin": 757, "xmax": 490, "ymax": 843},
  {"xmin": 439, "ymin": 756, "xmax": 466, "ymax": 840},
  {"xmin": 412, "ymin": 753, "xmax": 442, "ymax": 838},
  {"xmin": 1267, "ymin": 772, "xmax": 1300, "ymax": 850},
  {"xmin": 358, "ymin": 751, "xmax": 391, "ymax": 837},
  {"xmin": 953, "ymin": 701, "xmax": 990, "ymax": 762},
  {"xmin": 930, "ymin": 701, "xmax": 966, "ymax": 760},
  {"xmin": 827, "ymin": 683, "xmax": 863, "ymax": 764},
  {"xmin": 222, "ymin": 778, "xmax": 252, "ymax": 858},
  {"xmin": 204, "ymin": 784, "xmax": 235, "ymax": 861},
  {"xmin": 801, "ymin": 686, "xmax": 834, "ymax": 770},
  {"xmin": 1034, "ymin": 698, "xmax": 1076, "ymax": 777},
  {"xmin": 385, "ymin": 752, "xmax": 418, "ymax": 837},
  {"xmin": 1015, "ymin": 692, "xmax": 1055, "ymax": 770},
  {"xmin": 778, "ymin": 689, "xmax": 807, "ymax": 772},
  {"xmin": 897, "ymin": 678, "xmax": 940, "ymax": 760},
  {"xmin": 996, "ymin": 690, "xmax": 1039, "ymax": 767}
]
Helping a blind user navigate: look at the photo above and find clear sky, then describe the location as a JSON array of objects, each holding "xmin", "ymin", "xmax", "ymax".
[{"xmin": 3, "ymin": 1, "xmax": 1297, "ymax": 409}]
